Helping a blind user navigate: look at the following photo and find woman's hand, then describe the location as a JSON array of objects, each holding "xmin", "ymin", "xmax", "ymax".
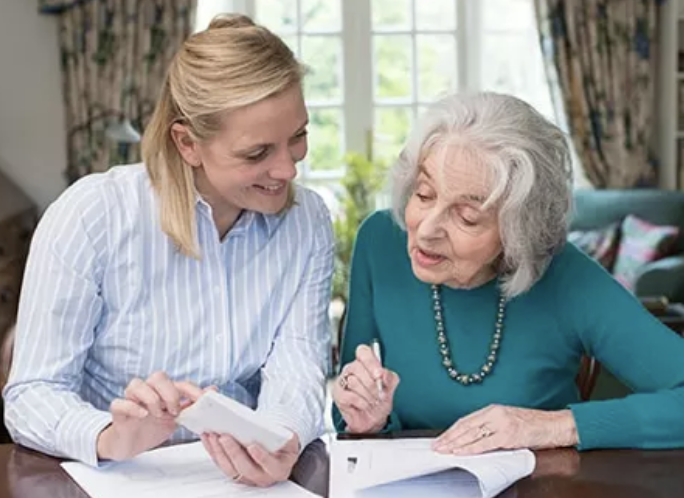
[
  {"xmin": 332, "ymin": 345, "xmax": 400, "ymax": 433},
  {"xmin": 202, "ymin": 433, "xmax": 300, "ymax": 487},
  {"xmin": 433, "ymin": 404, "xmax": 579, "ymax": 455},
  {"xmin": 97, "ymin": 372, "xmax": 207, "ymax": 461}
]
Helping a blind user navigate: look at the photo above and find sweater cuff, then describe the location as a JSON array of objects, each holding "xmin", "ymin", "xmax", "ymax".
[
  {"xmin": 380, "ymin": 410, "xmax": 402, "ymax": 434},
  {"xmin": 55, "ymin": 407, "xmax": 113, "ymax": 467},
  {"xmin": 569, "ymin": 399, "xmax": 641, "ymax": 450}
]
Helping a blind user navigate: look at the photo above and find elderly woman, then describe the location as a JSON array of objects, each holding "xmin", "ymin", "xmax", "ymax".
[{"xmin": 332, "ymin": 92, "xmax": 684, "ymax": 454}]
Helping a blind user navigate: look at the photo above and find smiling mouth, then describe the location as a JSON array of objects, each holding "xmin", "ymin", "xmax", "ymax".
[{"xmin": 254, "ymin": 183, "xmax": 286, "ymax": 194}]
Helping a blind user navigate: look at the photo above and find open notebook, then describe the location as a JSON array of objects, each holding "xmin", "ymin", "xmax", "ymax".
[{"xmin": 330, "ymin": 438, "xmax": 535, "ymax": 498}]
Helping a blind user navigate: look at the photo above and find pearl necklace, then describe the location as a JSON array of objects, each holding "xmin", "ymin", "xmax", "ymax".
[{"xmin": 431, "ymin": 284, "xmax": 506, "ymax": 385}]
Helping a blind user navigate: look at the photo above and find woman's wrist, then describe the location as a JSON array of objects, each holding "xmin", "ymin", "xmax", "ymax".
[{"xmin": 552, "ymin": 409, "xmax": 579, "ymax": 447}]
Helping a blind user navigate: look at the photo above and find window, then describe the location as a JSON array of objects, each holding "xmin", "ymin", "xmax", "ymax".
[{"xmin": 196, "ymin": 0, "xmax": 565, "ymax": 211}]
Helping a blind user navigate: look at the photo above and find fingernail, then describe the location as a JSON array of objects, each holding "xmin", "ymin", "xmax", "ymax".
[{"xmin": 138, "ymin": 408, "xmax": 149, "ymax": 418}]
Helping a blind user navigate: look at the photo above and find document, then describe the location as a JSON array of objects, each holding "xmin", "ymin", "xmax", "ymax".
[
  {"xmin": 330, "ymin": 438, "xmax": 535, "ymax": 498},
  {"xmin": 61, "ymin": 441, "xmax": 317, "ymax": 498}
]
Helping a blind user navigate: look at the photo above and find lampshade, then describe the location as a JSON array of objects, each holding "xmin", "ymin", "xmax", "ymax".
[{"xmin": 105, "ymin": 118, "xmax": 141, "ymax": 144}]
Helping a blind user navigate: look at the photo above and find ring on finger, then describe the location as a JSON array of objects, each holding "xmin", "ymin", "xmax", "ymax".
[
  {"xmin": 232, "ymin": 472, "xmax": 243, "ymax": 482},
  {"xmin": 477, "ymin": 425, "xmax": 494, "ymax": 439},
  {"xmin": 339, "ymin": 373, "xmax": 352, "ymax": 390}
]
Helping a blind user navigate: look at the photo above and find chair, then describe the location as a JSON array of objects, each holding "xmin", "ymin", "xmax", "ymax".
[
  {"xmin": 0, "ymin": 322, "xmax": 14, "ymax": 443},
  {"xmin": 0, "ymin": 322, "xmax": 14, "ymax": 392}
]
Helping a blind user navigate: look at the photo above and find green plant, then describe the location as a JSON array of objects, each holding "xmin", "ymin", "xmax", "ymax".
[{"xmin": 332, "ymin": 151, "xmax": 389, "ymax": 302}]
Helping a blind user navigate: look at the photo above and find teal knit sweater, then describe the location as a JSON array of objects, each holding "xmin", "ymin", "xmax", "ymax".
[{"xmin": 333, "ymin": 210, "xmax": 684, "ymax": 450}]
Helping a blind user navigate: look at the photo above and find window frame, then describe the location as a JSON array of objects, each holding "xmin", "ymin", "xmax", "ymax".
[{"xmin": 196, "ymin": 0, "xmax": 562, "ymax": 186}]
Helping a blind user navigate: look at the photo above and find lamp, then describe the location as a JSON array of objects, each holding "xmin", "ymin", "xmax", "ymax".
[{"xmin": 105, "ymin": 117, "xmax": 141, "ymax": 144}]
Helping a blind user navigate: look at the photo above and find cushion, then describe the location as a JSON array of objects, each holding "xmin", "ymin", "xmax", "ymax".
[
  {"xmin": 612, "ymin": 215, "xmax": 680, "ymax": 290},
  {"xmin": 568, "ymin": 223, "xmax": 621, "ymax": 271}
]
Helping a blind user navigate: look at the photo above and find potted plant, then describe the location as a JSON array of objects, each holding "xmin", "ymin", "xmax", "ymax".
[{"xmin": 330, "ymin": 151, "xmax": 388, "ymax": 368}]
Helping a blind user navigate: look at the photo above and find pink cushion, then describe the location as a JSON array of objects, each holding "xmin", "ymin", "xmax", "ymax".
[
  {"xmin": 613, "ymin": 215, "xmax": 680, "ymax": 290},
  {"xmin": 568, "ymin": 224, "xmax": 621, "ymax": 271}
]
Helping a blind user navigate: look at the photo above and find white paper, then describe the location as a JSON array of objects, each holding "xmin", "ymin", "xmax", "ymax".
[
  {"xmin": 61, "ymin": 441, "xmax": 317, "ymax": 498},
  {"xmin": 330, "ymin": 438, "xmax": 535, "ymax": 498}
]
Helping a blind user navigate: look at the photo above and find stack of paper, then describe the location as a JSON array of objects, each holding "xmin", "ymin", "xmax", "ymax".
[
  {"xmin": 330, "ymin": 438, "xmax": 535, "ymax": 498},
  {"xmin": 61, "ymin": 441, "xmax": 317, "ymax": 498}
]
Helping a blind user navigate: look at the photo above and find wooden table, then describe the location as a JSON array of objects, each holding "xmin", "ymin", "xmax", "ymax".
[{"xmin": 1, "ymin": 442, "xmax": 683, "ymax": 498}]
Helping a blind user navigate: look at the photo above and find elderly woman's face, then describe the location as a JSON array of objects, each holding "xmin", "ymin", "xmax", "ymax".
[{"xmin": 404, "ymin": 145, "xmax": 503, "ymax": 288}]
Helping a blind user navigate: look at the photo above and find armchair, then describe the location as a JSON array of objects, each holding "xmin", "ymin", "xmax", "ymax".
[{"xmin": 571, "ymin": 189, "xmax": 684, "ymax": 303}]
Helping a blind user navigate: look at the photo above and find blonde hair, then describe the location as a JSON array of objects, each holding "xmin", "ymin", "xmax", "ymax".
[{"xmin": 142, "ymin": 14, "xmax": 305, "ymax": 258}]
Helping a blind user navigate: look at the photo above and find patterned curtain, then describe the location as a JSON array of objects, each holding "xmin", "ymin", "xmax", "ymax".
[
  {"xmin": 40, "ymin": 0, "xmax": 197, "ymax": 183},
  {"xmin": 534, "ymin": 0, "xmax": 659, "ymax": 188}
]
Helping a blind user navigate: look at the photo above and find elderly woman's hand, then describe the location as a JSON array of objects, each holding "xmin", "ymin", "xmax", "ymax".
[
  {"xmin": 333, "ymin": 345, "xmax": 400, "ymax": 433},
  {"xmin": 432, "ymin": 404, "xmax": 579, "ymax": 455}
]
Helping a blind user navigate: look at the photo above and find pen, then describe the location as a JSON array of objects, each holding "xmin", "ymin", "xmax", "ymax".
[{"xmin": 371, "ymin": 339, "xmax": 384, "ymax": 398}]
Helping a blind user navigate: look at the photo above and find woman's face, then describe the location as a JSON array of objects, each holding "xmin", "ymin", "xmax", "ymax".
[
  {"xmin": 173, "ymin": 84, "xmax": 309, "ymax": 218},
  {"xmin": 404, "ymin": 144, "xmax": 503, "ymax": 288}
]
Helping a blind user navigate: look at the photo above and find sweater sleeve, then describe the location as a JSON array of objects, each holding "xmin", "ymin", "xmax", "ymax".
[
  {"xmin": 557, "ymin": 246, "xmax": 684, "ymax": 450},
  {"xmin": 332, "ymin": 213, "xmax": 403, "ymax": 433}
]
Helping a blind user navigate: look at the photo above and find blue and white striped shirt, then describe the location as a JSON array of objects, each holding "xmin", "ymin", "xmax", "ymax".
[{"xmin": 3, "ymin": 163, "xmax": 333, "ymax": 466}]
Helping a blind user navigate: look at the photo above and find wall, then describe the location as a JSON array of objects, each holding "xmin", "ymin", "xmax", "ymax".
[{"xmin": 0, "ymin": 0, "xmax": 67, "ymax": 212}]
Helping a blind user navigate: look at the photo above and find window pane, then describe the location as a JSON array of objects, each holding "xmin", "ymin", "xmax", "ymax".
[
  {"xmin": 308, "ymin": 108, "xmax": 343, "ymax": 171},
  {"xmin": 482, "ymin": 0, "xmax": 534, "ymax": 31},
  {"xmin": 374, "ymin": 107, "xmax": 412, "ymax": 162},
  {"xmin": 416, "ymin": 0, "xmax": 456, "ymax": 31},
  {"xmin": 481, "ymin": 32, "xmax": 554, "ymax": 120},
  {"xmin": 372, "ymin": 0, "xmax": 412, "ymax": 31},
  {"xmin": 417, "ymin": 34, "xmax": 456, "ymax": 102},
  {"xmin": 256, "ymin": 0, "xmax": 298, "ymax": 32},
  {"xmin": 374, "ymin": 35, "xmax": 412, "ymax": 101},
  {"xmin": 301, "ymin": 36, "xmax": 343, "ymax": 102},
  {"xmin": 301, "ymin": 0, "xmax": 341, "ymax": 31},
  {"xmin": 306, "ymin": 183, "xmax": 342, "ymax": 216},
  {"xmin": 281, "ymin": 35, "xmax": 299, "ymax": 55}
]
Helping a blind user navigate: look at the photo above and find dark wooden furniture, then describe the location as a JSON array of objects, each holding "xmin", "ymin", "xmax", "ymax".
[
  {"xmin": 2, "ymin": 439, "xmax": 684, "ymax": 498},
  {"xmin": 0, "ymin": 170, "xmax": 35, "ymax": 338},
  {"xmin": 0, "ymin": 442, "xmax": 328, "ymax": 498},
  {"xmin": 0, "ymin": 171, "xmax": 37, "ymax": 444}
]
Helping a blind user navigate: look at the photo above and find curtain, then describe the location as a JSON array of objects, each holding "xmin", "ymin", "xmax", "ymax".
[
  {"xmin": 534, "ymin": 0, "xmax": 659, "ymax": 188},
  {"xmin": 40, "ymin": 0, "xmax": 196, "ymax": 182}
]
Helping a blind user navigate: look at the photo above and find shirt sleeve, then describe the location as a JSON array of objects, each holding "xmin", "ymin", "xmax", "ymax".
[
  {"xmin": 2, "ymin": 178, "xmax": 112, "ymax": 466},
  {"xmin": 559, "ymin": 248, "xmax": 684, "ymax": 450},
  {"xmin": 332, "ymin": 214, "xmax": 403, "ymax": 433},
  {"xmin": 256, "ymin": 197, "xmax": 334, "ymax": 450}
]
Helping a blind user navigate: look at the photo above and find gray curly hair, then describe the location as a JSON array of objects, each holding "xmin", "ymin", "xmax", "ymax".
[{"xmin": 391, "ymin": 92, "xmax": 573, "ymax": 299}]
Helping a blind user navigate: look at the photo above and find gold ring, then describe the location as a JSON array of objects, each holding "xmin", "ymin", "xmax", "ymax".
[{"xmin": 339, "ymin": 374, "xmax": 350, "ymax": 390}]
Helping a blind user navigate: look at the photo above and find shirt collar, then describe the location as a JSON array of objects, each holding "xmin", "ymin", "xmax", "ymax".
[{"xmin": 194, "ymin": 193, "xmax": 280, "ymax": 238}]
